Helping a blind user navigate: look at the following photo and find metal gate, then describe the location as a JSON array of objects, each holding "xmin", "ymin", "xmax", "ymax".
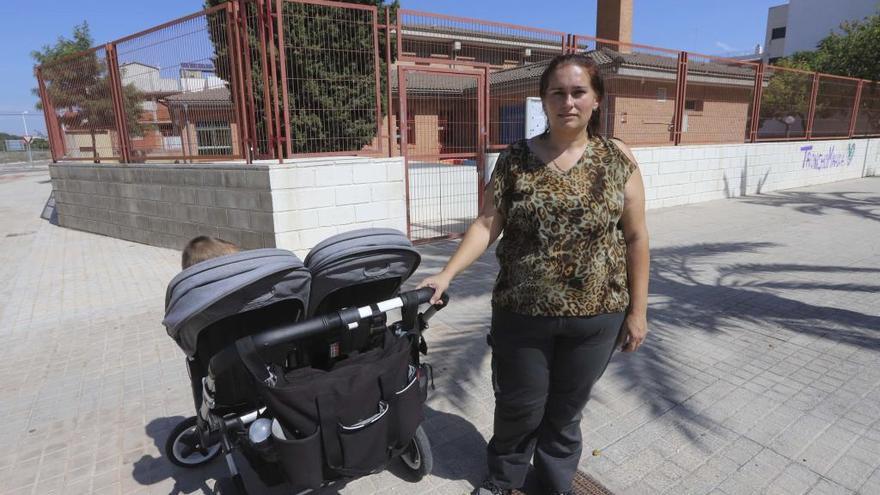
[{"xmin": 398, "ymin": 67, "xmax": 486, "ymax": 242}]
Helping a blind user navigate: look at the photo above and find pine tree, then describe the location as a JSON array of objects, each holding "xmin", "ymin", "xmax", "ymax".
[{"xmin": 33, "ymin": 22, "xmax": 146, "ymax": 161}]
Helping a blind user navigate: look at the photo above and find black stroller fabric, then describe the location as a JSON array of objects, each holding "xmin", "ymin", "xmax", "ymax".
[
  {"xmin": 163, "ymin": 248, "xmax": 311, "ymax": 357},
  {"xmin": 162, "ymin": 229, "xmax": 430, "ymax": 491},
  {"xmin": 241, "ymin": 331, "xmax": 427, "ymax": 488},
  {"xmin": 304, "ymin": 228, "xmax": 420, "ymax": 316}
]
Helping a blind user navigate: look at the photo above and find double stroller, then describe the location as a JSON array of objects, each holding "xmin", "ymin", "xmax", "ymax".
[{"xmin": 161, "ymin": 228, "xmax": 447, "ymax": 493}]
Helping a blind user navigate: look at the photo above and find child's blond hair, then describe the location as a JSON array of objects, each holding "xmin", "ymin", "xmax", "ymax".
[{"xmin": 181, "ymin": 236, "xmax": 240, "ymax": 269}]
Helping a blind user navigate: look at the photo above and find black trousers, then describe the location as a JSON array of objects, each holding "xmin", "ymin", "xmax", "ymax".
[{"xmin": 486, "ymin": 307, "xmax": 625, "ymax": 492}]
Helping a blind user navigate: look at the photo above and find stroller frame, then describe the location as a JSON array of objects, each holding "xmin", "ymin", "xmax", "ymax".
[
  {"xmin": 170, "ymin": 288, "xmax": 446, "ymax": 494},
  {"xmin": 162, "ymin": 230, "xmax": 444, "ymax": 493}
]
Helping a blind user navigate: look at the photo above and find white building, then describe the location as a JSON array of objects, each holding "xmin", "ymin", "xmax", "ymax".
[{"xmin": 763, "ymin": 0, "xmax": 878, "ymax": 62}]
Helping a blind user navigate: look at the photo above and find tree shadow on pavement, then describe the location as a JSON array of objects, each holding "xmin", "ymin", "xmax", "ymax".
[
  {"xmin": 735, "ymin": 188, "xmax": 880, "ymax": 222},
  {"xmin": 600, "ymin": 240, "xmax": 880, "ymax": 446},
  {"xmin": 408, "ymin": 237, "xmax": 880, "ymax": 453}
]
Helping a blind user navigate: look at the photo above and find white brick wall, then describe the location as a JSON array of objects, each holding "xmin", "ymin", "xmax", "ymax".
[
  {"xmin": 865, "ymin": 139, "xmax": 880, "ymax": 177},
  {"xmin": 269, "ymin": 156, "xmax": 407, "ymax": 257},
  {"xmin": 485, "ymin": 137, "xmax": 880, "ymax": 210},
  {"xmin": 635, "ymin": 139, "xmax": 877, "ymax": 210}
]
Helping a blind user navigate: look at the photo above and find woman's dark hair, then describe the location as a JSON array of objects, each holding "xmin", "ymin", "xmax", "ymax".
[{"xmin": 539, "ymin": 53, "xmax": 605, "ymax": 138}]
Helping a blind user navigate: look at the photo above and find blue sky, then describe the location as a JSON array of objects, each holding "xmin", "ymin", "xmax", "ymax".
[{"xmin": 0, "ymin": 0, "xmax": 783, "ymax": 135}]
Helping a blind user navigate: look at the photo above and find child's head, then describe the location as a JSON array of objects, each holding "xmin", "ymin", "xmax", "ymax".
[{"xmin": 181, "ymin": 236, "xmax": 241, "ymax": 269}]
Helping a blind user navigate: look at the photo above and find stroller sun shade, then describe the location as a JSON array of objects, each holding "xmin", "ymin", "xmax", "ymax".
[
  {"xmin": 304, "ymin": 228, "xmax": 420, "ymax": 316},
  {"xmin": 163, "ymin": 248, "xmax": 311, "ymax": 357}
]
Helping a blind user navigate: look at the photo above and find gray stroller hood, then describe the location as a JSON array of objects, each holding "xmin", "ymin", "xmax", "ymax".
[
  {"xmin": 163, "ymin": 248, "xmax": 311, "ymax": 357},
  {"xmin": 304, "ymin": 228, "xmax": 420, "ymax": 315}
]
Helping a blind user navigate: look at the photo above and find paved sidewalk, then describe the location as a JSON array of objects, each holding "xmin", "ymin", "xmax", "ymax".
[{"xmin": 0, "ymin": 170, "xmax": 878, "ymax": 495}]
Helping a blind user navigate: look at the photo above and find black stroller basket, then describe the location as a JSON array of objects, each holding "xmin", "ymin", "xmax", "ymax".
[
  {"xmin": 208, "ymin": 287, "xmax": 447, "ymax": 492},
  {"xmin": 231, "ymin": 288, "xmax": 445, "ymax": 489}
]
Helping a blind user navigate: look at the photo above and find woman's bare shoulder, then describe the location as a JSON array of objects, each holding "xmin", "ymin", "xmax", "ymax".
[{"xmin": 609, "ymin": 137, "xmax": 637, "ymax": 164}]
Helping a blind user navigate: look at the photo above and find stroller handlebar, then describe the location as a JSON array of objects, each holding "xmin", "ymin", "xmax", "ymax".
[
  {"xmin": 251, "ymin": 287, "xmax": 443, "ymax": 353},
  {"xmin": 210, "ymin": 288, "xmax": 448, "ymax": 378},
  {"xmin": 421, "ymin": 291, "xmax": 449, "ymax": 322}
]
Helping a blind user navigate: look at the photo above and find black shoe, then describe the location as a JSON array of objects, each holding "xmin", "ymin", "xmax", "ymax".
[{"xmin": 471, "ymin": 479, "xmax": 512, "ymax": 495}]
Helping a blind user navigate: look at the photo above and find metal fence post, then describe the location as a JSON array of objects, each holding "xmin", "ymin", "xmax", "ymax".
[
  {"xmin": 237, "ymin": 0, "xmax": 260, "ymax": 161},
  {"xmin": 848, "ymin": 80, "xmax": 863, "ymax": 138},
  {"xmin": 105, "ymin": 43, "xmax": 131, "ymax": 163},
  {"xmin": 35, "ymin": 67, "xmax": 61, "ymax": 162},
  {"xmin": 398, "ymin": 66, "xmax": 411, "ymax": 239},
  {"xmin": 275, "ymin": 0, "xmax": 291, "ymax": 159},
  {"xmin": 396, "ymin": 6, "xmax": 403, "ymax": 61},
  {"xmin": 226, "ymin": 1, "xmax": 251, "ymax": 163},
  {"xmin": 369, "ymin": 4, "xmax": 382, "ymax": 156},
  {"xmin": 255, "ymin": 0, "xmax": 277, "ymax": 159},
  {"xmin": 749, "ymin": 61, "xmax": 765, "ymax": 143},
  {"xmin": 385, "ymin": 6, "xmax": 394, "ymax": 157},
  {"xmin": 265, "ymin": 0, "xmax": 283, "ymax": 162},
  {"xmin": 672, "ymin": 51, "xmax": 688, "ymax": 145},
  {"xmin": 805, "ymin": 72, "xmax": 820, "ymax": 140}
]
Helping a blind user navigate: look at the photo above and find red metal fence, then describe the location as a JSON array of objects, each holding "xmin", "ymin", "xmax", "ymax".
[
  {"xmin": 35, "ymin": 0, "xmax": 880, "ymax": 165},
  {"xmin": 37, "ymin": 5, "xmax": 246, "ymax": 163}
]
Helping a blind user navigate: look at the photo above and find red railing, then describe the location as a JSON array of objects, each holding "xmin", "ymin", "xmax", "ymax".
[{"xmin": 35, "ymin": 0, "xmax": 880, "ymax": 164}]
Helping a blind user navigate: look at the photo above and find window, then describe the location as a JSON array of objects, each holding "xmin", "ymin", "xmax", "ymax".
[
  {"xmin": 684, "ymin": 99, "xmax": 704, "ymax": 112},
  {"xmin": 158, "ymin": 124, "xmax": 175, "ymax": 137},
  {"xmin": 195, "ymin": 121, "xmax": 232, "ymax": 156},
  {"xmin": 656, "ymin": 87, "xmax": 667, "ymax": 102},
  {"xmin": 771, "ymin": 27, "xmax": 786, "ymax": 40}
]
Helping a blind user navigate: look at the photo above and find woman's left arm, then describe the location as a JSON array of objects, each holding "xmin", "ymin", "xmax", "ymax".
[{"xmin": 613, "ymin": 139, "xmax": 650, "ymax": 352}]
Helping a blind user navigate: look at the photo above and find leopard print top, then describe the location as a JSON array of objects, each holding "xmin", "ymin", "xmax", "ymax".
[{"xmin": 491, "ymin": 136, "xmax": 637, "ymax": 317}]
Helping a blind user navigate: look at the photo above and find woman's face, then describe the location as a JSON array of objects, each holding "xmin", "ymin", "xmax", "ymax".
[{"xmin": 542, "ymin": 63, "xmax": 600, "ymax": 134}]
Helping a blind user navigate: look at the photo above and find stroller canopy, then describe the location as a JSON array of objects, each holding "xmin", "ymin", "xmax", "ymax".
[
  {"xmin": 304, "ymin": 228, "xmax": 420, "ymax": 315},
  {"xmin": 163, "ymin": 248, "xmax": 311, "ymax": 357}
]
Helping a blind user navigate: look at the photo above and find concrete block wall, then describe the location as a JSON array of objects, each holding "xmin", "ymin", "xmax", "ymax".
[
  {"xmin": 49, "ymin": 163, "xmax": 275, "ymax": 251},
  {"xmin": 267, "ymin": 156, "xmax": 407, "ymax": 257}
]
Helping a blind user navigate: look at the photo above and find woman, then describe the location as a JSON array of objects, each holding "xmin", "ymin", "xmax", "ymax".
[{"xmin": 418, "ymin": 53, "xmax": 649, "ymax": 495}]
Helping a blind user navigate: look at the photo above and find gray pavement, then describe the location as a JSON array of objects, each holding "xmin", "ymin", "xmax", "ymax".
[{"xmin": 1, "ymin": 169, "xmax": 879, "ymax": 495}]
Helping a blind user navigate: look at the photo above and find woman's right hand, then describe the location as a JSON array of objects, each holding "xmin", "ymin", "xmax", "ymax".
[{"xmin": 417, "ymin": 271, "xmax": 453, "ymax": 306}]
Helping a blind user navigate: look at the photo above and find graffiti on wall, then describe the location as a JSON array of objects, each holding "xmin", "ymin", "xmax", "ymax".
[{"xmin": 800, "ymin": 143, "xmax": 857, "ymax": 170}]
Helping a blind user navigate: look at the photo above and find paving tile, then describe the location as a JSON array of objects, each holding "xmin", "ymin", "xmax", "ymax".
[{"xmin": 2, "ymin": 170, "xmax": 880, "ymax": 495}]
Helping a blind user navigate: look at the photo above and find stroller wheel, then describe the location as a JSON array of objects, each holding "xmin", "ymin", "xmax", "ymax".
[
  {"xmin": 399, "ymin": 425, "xmax": 433, "ymax": 480},
  {"xmin": 166, "ymin": 416, "xmax": 222, "ymax": 467}
]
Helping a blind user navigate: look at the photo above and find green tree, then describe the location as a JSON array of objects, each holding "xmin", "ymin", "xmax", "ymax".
[
  {"xmin": 760, "ymin": 57, "xmax": 815, "ymax": 136},
  {"xmin": 206, "ymin": 0, "xmax": 398, "ymax": 156},
  {"xmin": 32, "ymin": 22, "xmax": 147, "ymax": 162},
  {"xmin": 798, "ymin": 14, "xmax": 880, "ymax": 81},
  {"xmin": 777, "ymin": 13, "xmax": 880, "ymax": 133}
]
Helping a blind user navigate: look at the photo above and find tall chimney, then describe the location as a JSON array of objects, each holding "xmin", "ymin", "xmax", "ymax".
[{"xmin": 596, "ymin": 0, "xmax": 633, "ymax": 53}]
